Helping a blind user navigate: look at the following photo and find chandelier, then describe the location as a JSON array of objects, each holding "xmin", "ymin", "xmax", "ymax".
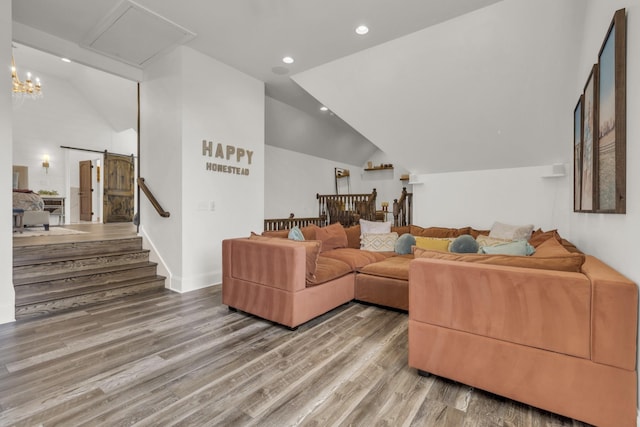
[{"xmin": 11, "ymin": 55, "xmax": 43, "ymax": 100}]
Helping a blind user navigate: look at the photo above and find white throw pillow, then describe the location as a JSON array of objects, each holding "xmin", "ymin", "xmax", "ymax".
[
  {"xmin": 489, "ymin": 221, "xmax": 534, "ymax": 241},
  {"xmin": 362, "ymin": 232, "xmax": 398, "ymax": 252},
  {"xmin": 360, "ymin": 219, "xmax": 391, "ymax": 235}
]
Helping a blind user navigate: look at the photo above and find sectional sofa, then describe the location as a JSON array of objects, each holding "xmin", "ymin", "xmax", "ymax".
[{"xmin": 221, "ymin": 222, "xmax": 637, "ymax": 427}]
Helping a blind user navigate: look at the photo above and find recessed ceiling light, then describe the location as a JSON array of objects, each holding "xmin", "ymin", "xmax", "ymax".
[
  {"xmin": 61, "ymin": 57, "xmax": 71, "ymax": 63},
  {"xmin": 282, "ymin": 56, "xmax": 294, "ymax": 64},
  {"xmin": 355, "ymin": 25, "xmax": 369, "ymax": 35},
  {"xmin": 320, "ymin": 106, "xmax": 329, "ymax": 112}
]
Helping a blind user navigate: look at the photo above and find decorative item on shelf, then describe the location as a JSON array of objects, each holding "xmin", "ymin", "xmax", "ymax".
[
  {"xmin": 11, "ymin": 54, "xmax": 43, "ymax": 101},
  {"xmin": 381, "ymin": 201, "xmax": 389, "ymax": 212},
  {"xmin": 42, "ymin": 155, "xmax": 50, "ymax": 174},
  {"xmin": 367, "ymin": 161, "xmax": 373, "ymax": 168},
  {"xmin": 37, "ymin": 189, "xmax": 59, "ymax": 196},
  {"xmin": 400, "ymin": 174, "xmax": 409, "ymax": 181}
]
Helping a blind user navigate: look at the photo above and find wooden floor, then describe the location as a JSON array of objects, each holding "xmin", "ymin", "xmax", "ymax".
[
  {"xmin": 0, "ymin": 286, "xmax": 590, "ymax": 427},
  {"xmin": 13, "ymin": 222, "xmax": 139, "ymax": 247}
]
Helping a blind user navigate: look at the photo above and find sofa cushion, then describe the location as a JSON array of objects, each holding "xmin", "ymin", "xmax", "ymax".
[
  {"xmin": 320, "ymin": 248, "xmax": 387, "ymax": 270},
  {"xmin": 528, "ymin": 228, "xmax": 562, "ymax": 247},
  {"xmin": 410, "ymin": 225, "xmax": 471, "ymax": 238},
  {"xmin": 249, "ymin": 234, "xmax": 322, "ymax": 281},
  {"xmin": 532, "ymin": 235, "xmax": 574, "ymax": 258},
  {"xmin": 362, "ymin": 232, "xmax": 398, "ymax": 252},
  {"xmin": 315, "ymin": 222, "xmax": 348, "ymax": 252},
  {"xmin": 414, "ymin": 236, "xmax": 450, "ymax": 252},
  {"xmin": 307, "ymin": 257, "xmax": 352, "ymax": 286},
  {"xmin": 414, "ymin": 245, "xmax": 585, "ymax": 273},
  {"xmin": 391, "ymin": 225, "xmax": 411, "ymax": 236},
  {"xmin": 344, "ymin": 224, "xmax": 362, "ymax": 249},
  {"xmin": 261, "ymin": 229, "xmax": 289, "ymax": 238},
  {"xmin": 489, "ymin": 221, "xmax": 534, "ymax": 241},
  {"xmin": 358, "ymin": 255, "xmax": 412, "ymax": 281}
]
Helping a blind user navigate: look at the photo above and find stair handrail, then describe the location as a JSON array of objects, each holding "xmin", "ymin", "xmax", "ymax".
[{"xmin": 137, "ymin": 177, "xmax": 170, "ymax": 218}]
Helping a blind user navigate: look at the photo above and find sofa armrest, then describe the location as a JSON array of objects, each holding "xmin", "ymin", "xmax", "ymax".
[
  {"xmin": 582, "ymin": 255, "xmax": 638, "ymax": 371},
  {"xmin": 222, "ymin": 238, "xmax": 307, "ymax": 292}
]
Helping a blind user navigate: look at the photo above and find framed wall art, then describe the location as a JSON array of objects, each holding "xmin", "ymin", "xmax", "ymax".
[
  {"xmin": 596, "ymin": 8, "xmax": 626, "ymax": 213},
  {"xmin": 581, "ymin": 64, "xmax": 597, "ymax": 212},
  {"xmin": 573, "ymin": 96, "xmax": 583, "ymax": 212}
]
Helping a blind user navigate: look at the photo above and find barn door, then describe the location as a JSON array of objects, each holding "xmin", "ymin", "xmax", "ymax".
[
  {"xmin": 103, "ymin": 153, "xmax": 135, "ymax": 223},
  {"xmin": 79, "ymin": 160, "xmax": 93, "ymax": 222}
]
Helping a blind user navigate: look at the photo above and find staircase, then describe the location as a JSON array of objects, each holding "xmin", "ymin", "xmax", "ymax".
[{"xmin": 13, "ymin": 236, "xmax": 166, "ymax": 320}]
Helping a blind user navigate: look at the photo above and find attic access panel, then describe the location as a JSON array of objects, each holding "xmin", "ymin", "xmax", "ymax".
[{"xmin": 82, "ymin": 0, "xmax": 196, "ymax": 67}]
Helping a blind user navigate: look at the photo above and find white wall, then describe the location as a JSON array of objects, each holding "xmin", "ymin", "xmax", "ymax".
[
  {"xmin": 141, "ymin": 46, "xmax": 264, "ymax": 292},
  {"xmin": 1, "ymin": 1, "xmax": 16, "ymax": 324},
  {"xmin": 293, "ymin": 0, "xmax": 585, "ymax": 175},
  {"xmin": 265, "ymin": 145, "xmax": 411, "ymax": 220},
  {"xmin": 411, "ymin": 165, "xmax": 570, "ymax": 232}
]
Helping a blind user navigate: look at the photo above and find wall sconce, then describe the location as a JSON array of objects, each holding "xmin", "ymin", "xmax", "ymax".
[{"xmin": 42, "ymin": 155, "xmax": 50, "ymax": 173}]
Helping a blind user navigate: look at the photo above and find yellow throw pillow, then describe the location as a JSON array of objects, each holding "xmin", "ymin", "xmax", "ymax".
[{"xmin": 414, "ymin": 236, "xmax": 450, "ymax": 252}]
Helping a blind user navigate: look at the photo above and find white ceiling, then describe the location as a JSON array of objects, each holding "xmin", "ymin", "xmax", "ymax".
[{"xmin": 11, "ymin": 0, "xmax": 503, "ymax": 164}]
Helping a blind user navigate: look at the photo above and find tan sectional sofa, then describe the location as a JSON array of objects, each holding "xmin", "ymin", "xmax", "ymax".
[
  {"xmin": 408, "ymin": 252, "xmax": 637, "ymax": 427},
  {"xmin": 221, "ymin": 223, "xmax": 637, "ymax": 426}
]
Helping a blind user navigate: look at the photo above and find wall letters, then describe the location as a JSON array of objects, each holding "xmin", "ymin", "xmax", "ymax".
[{"xmin": 202, "ymin": 139, "xmax": 253, "ymax": 177}]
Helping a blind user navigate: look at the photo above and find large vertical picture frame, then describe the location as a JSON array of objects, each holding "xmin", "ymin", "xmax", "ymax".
[
  {"xmin": 596, "ymin": 8, "xmax": 626, "ymax": 213},
  {"xmin": 573, "ymin": 96, "xmax": 583, "ymax": 212},
  {"xmin": 581, "ymin": 65, "xmax": 597, "ymax": 212}
]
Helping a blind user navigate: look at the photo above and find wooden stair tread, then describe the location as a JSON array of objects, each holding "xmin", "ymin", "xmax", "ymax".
[
  {"xmin": 13, "ymin": 232, "xmax": 167, "ymax": 320},
  {"xmin": 15, "ymin": 275, "xmax": 167, "ymax": 307},
  {"xmin": 13, "ymin": 261, "xmax": 159, "ymax": 286},
  {"xmin": 13, "ymin": 248, "xmax": 151, "ymax": 268}
]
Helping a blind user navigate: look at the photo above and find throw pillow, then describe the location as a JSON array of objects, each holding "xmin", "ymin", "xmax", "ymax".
[
  {"xmin": 489, "ymin": 221, "xmax": 534, "ymax": 241},
  {"xmin": 480, "ymin": 240, "xmax": 535, "ymax": 256},
  {"xmin": 360, "ymin": 219, "xmax": 392, "ymax": 235},
  {"xmin": 394, "ymin": 233, "xmax": 416, "ymax": 255},
  {"xmin": 344, "ymin": 224, "xmax": 362, "ymax": 249},
  {"xmin": 449, "ymin": 234, "xmax": 479, "ymax": 254},
  {"xmin": 476, "ymin": 234, "xmax": 511, "ymax": 248},
  {"xmin": 528, "ymin": 228, "xmax": 562, "ymax": 248},
  {"xmin": 315, "ymin": 222, "xmax": 348, "ymax": 252},
  {"xmin": 300, "ymin": 224, "xmax": 320, "ymax": 240},
  {"xmin": 288, "ymin": 226, "xmax": 304, "ymax": 241},
  {"xmin": 262, "ymin": 229, "xmax": 289, "ymax": 238},
  {"xmin": 414, "ymin": 236, "xmax": 450, "ymax": 252},
  {"xmin": 362, "ymin": 232, "xmax": 398, "ymax": 252}
]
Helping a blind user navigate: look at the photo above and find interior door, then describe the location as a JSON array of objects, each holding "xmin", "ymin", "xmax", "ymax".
[
  {"xmin": 79, "ymin": 160, "xmax": 93, "ymax": 222},
  {"xmin": 103, "ymin": 153, "xmax": 135, "ymax": 223}
]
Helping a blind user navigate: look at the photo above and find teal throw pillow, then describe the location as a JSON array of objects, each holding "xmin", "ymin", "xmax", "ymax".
[
  {"xmin": 394, "ymin": 233, "xmax": 416, "ymax": 255},
  {"xmin": 480, "ymin": 240, "xmax": 535, "ymax": 256},
  {"xmin": 288, "ymin": 226, "xmax": 305, "ymax": 241},
  {"xmin": 450, "ymin": 234, "xmax": 479, "ymax": 254}
]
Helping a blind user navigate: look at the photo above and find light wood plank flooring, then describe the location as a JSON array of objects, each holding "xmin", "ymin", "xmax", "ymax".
[
  {"xmin": 0, "ymin": 286, "xmax": 591, "ymax": 426},
  {"xmin": 13, "ymin": 222, "xmax": 138, "ymax": 247}
]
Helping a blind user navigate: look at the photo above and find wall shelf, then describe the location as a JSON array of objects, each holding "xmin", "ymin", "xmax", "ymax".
[{"xmin": 364, "ymin": 165, "xmax": 393, "ymax": 171}]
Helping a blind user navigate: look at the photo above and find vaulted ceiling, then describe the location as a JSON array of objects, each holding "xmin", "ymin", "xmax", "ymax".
[{"xmin": 12, "ymin": 0, "xmax": 504, "ymax": 167}]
